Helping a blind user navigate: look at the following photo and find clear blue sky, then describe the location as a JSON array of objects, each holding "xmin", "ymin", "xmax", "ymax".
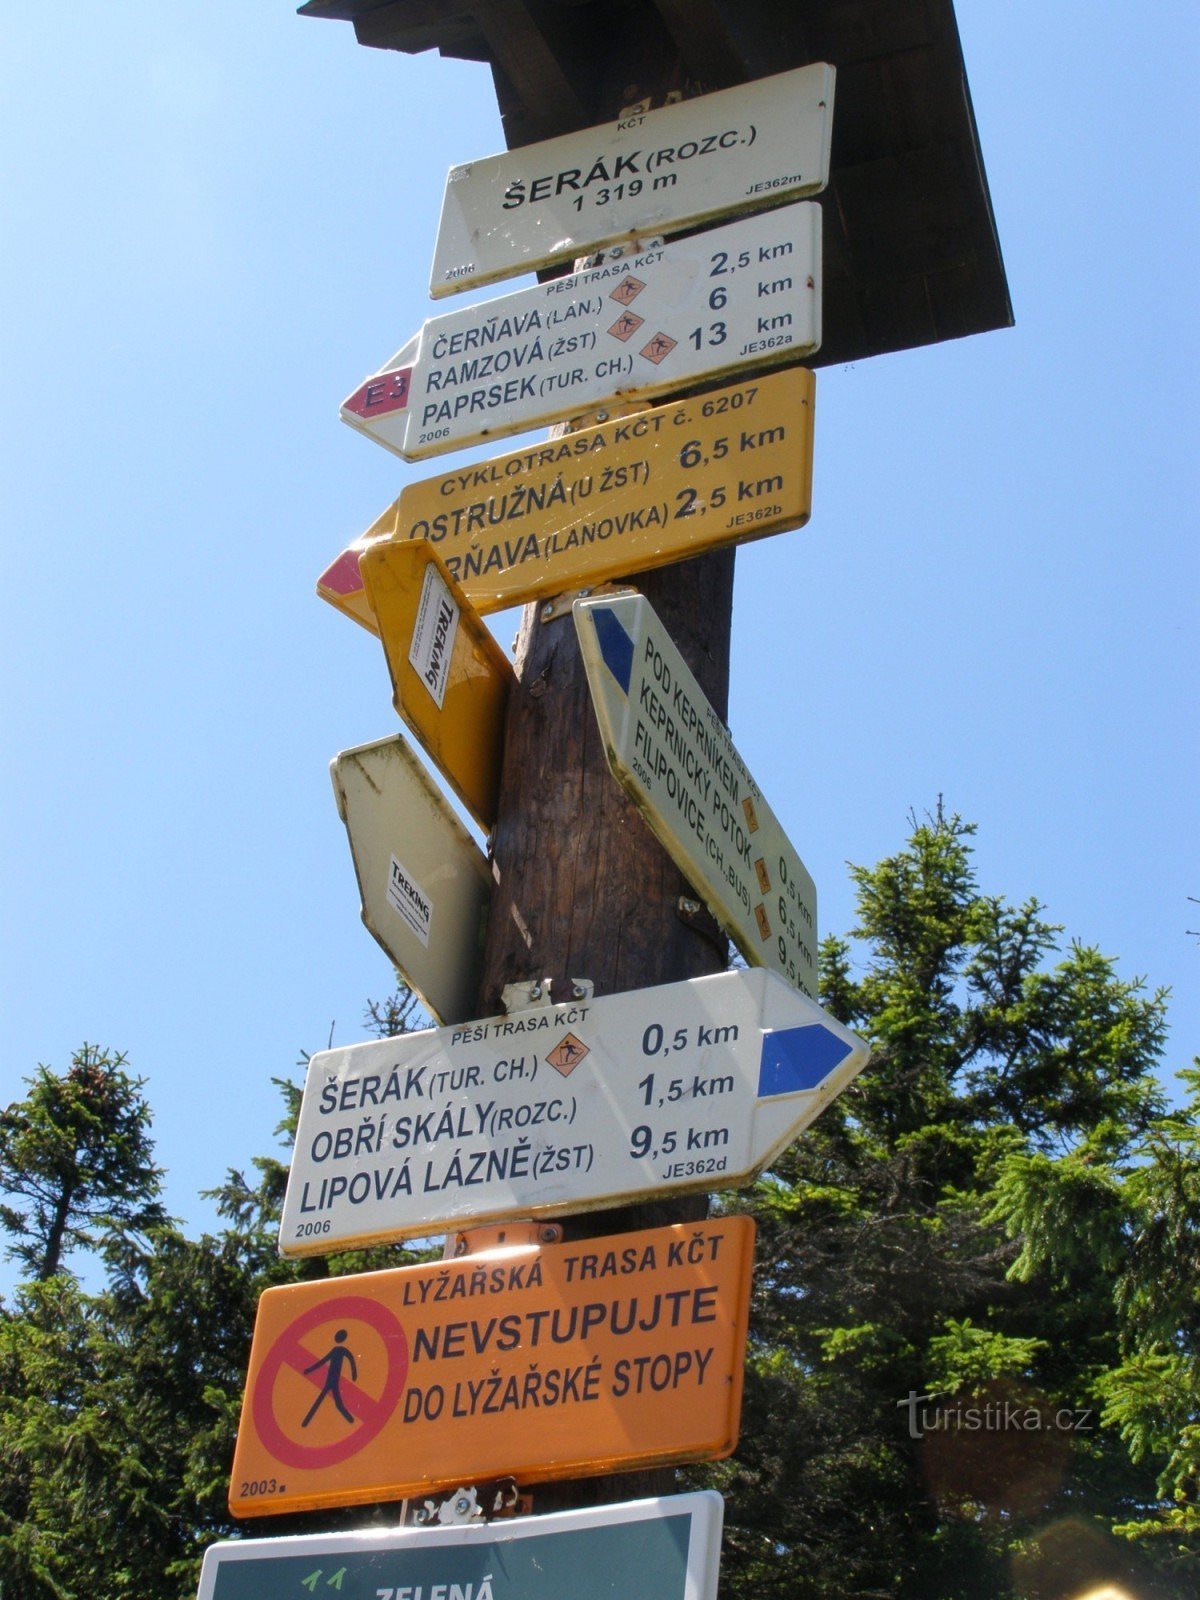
[{"xmin": 1, "ymin": 3, "xmax": 1196, "ymax": 1286}]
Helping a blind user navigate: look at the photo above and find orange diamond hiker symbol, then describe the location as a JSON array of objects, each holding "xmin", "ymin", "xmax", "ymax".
[
  {"xmin": 610, "ymin": 276, "xmax": 646, "ymax": 305},
  {"xmin": 547, "ymin": 1033, "xmax": 589, "ymax": 1076}
]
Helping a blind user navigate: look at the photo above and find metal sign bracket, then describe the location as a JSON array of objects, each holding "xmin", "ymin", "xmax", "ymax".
[
  {"xmin": 539, "ymin": 582, "xmax": 634, "ymax": 625},
  {"xmin": 677, "ymin": 895, "xmax": 730, "ymax": 960},
  {"xmin": 409, "ymin": 1478, "xmax": 532, "ymax": 1527},
  {"xmin": 499, "ymin": 977, "xmax": 554, "ymax": 1012},
  {"xmin": 445, "ymin": 1220, "xmax": 564, "ymax": 1259},
  {"xmin": 500, "ymin": 976, "xmax": 594, "ymax": 1009},
  {"xmin": 576, "ymin": 235, "xmax": 666, "ymax": 272}
]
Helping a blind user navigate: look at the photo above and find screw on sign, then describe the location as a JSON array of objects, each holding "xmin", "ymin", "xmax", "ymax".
[{"xmin": 241, "ymin": 1295, "xmax": 408, "ymax": 1497}]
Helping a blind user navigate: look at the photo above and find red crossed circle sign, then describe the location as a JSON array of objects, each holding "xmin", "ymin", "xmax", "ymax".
[{"xmin": 252, "ymin": 1294, "xmax": 409, "ymax": 1470}]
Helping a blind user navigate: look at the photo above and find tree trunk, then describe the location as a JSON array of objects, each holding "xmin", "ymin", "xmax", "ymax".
[{"xmin": 38, "ymin": 1179, "xmax": 75, "ymax": 1281}]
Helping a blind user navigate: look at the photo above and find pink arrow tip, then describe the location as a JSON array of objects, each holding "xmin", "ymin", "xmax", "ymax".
[
  {"xmin": 343, "ymin": 367, "xmax": 412, "ymax": 419},
  {"xmin": 318, "ymin": 548, "xmax": 363, "ymax": 597}
]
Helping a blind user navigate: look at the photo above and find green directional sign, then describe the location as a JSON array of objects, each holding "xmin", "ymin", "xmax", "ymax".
[{"xmin": 198, "ymin": 1493, "xmax": 722, "ymax": 1599}]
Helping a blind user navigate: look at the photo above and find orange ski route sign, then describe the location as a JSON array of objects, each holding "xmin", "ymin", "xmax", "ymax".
[{"xmin": 229, "ymin": 1216, "xmax": 754, "ymax": 1517}]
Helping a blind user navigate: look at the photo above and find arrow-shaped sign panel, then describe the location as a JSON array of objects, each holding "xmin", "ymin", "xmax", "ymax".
[
  {"xmin": 575, "ymin": 591, "xmax": 818, "ymax": 995},
  {"xmin": 331, "ymin": 735, "xmax": 491, "ymax": 1027},
  {"xmin": 430, "ymin": 62, "xmax": 834, "ymax": 297},
  {"xmin": 278, "ymin": 966, "xmax": 868, "ymax": 1256},
  {"xmin": 319, "ymin": 367, "xmax": 816, "ymax": 633},
  {"xmin": 360, "ymin": 541, "xmax": 513, "ymax": 832},
  {"xmin": 342, "ymin": 202, "xmax": 821, "ymax": 462}
]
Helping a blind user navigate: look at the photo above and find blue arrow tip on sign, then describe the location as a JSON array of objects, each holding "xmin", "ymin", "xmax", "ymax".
[
  {"xmin": 758, "ymin": 1024, "xmax": 853, "ymax": 1098},
  {"xmin": 590, "ymin": 606, "xmax": 634, "ymax": 695}
]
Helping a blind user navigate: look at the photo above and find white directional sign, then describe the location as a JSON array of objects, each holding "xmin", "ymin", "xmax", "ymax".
[
  {"xmin": 278, "ymin": 966, "xmax": 868, "ymax": 1255},
  {"xmin": 430, "ymin": 62, "xmax": 835, "ymax": 297},
  {"xmin": 575, "ymin": 591, "xmax": 818, "ymax": 994},
  {"xmin": 202, "ymin": 1493, "xmax": 723, "ymax": 1600},
  {"xmin": 331, "ymin": 735, "xmax": 491, "ymax": 1027},
  {"xmin": 342, "ymin": 202, "xmax": 821, "ymax": 462}
]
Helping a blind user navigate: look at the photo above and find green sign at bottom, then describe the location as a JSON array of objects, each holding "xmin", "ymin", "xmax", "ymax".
[{"xmin": 198, "ymin": 1492, "xmax": 722, "ymax": 1600}]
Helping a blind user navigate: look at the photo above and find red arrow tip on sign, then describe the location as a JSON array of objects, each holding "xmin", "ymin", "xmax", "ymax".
[
  {"xmin": 343, "ymin": 368, "xmax": 412, "ymax": 419},
  {"xmin": 318, "ymin": 548, "xmax": 364, "ymax": 597}
]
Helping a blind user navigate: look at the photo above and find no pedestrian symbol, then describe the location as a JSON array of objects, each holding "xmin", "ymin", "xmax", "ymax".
[{"xmin": 251, "ymin": 1295, "xmax": 408, "ymax": 1471}]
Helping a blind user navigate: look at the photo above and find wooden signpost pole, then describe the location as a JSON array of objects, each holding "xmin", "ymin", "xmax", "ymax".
[{"xmin": 465, "ymin": 40, "xmax": 735, "ymax": 1511}]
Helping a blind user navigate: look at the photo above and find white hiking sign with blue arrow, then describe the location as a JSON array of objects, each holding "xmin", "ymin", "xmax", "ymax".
[
  {"xmin": 575, "ymin": 591, "xmax": 818, "ymax": 995},
  {"xmin": 279, "ymin": 967, "xmax": 868, "ymax": 1256}
]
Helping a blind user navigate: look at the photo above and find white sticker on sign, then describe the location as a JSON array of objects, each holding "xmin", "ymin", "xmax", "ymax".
[
  {"xmin": 386, "ymin": 853, "xmax": 433, "ymax": 948},
  {"xmin": 407, "ymin": 563, "xmax": 459, "ymax": 709}
]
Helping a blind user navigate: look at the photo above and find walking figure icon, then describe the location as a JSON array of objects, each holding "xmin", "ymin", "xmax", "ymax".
[
  {"xmin": 547, "ymin": 1032, "xmax": 590, "ymax": 1076},
  {"xmin": 639, "ymin": 331, "xmax": 678, "ymax": 365},
  {"xmin": 302, "ymin": 1328, "xmax": 357, "ymax": 1427}
]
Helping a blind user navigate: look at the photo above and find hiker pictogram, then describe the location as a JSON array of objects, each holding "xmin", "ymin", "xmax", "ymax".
[
  {"xmin": 547, "ymin": 1032, "xmax": 589, "ymax": 1076},
  {"xmin": 610, "ymin": 276, "xmax": 646, "ymax": 305},
  {"xmin": 608, "ymin": 310, "xmax": 645, "ymax": 342},
  {"xmin": 639, "ymin": 332, "xmax": 677, "ymax": 364},
  {"xmin": 302, "ymin": 1329, "xmax": 357, "ymax": 1427}
]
